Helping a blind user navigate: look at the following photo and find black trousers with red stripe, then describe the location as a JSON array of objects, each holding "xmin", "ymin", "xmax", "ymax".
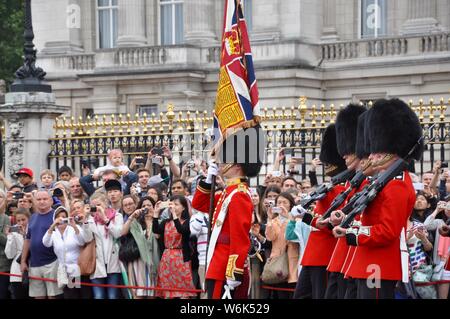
[
  {"xmin": 293, "ymin": 266, "xmax": 328, "ymax": 299},
  {"xmin": 356, "ymin": 279, "xmax": 397, "ymax": 299}
]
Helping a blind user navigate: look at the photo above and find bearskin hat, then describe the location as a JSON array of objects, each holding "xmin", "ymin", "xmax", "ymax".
[
  {"xmin": 367, "ymin": 98, "xmax": 423, "ymax": 160},
  {"xmin": 355, "ymin": 110, "xmax": 371, "ymax": 159},
  {"xmin": 216, "ymin": 124, "xmax": 265, "ymax": 177},
  {"xmin": 335, "ymin": 103, "xmax": 367, "ymax": 157},
  {"xmin": 319, "ymin": 124, "xmax": 346, "ymax": 173}
]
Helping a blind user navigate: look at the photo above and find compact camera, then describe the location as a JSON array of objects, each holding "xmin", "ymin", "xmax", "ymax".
[
  {"xmin": 9, "ymin": 225, "xmax": 22, "ymax": 233},
  {"xmin": 60, "ymin": 218, "xmax": 70, "ymax": 224},
  {"xmin": 12, "ymin": 192, "xmax": 24, "ymax": 200}
]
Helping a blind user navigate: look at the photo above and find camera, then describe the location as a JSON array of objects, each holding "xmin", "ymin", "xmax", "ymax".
[
  {"xmin": 441, "ymin": 162, "xmax": 448, "ymax": 168},
  {"xmin": 272, "ymin": 207, "xmax": 282, "ymax": 215},
  {"xmin": 12, "ymin": 192, "xmax": 24, "ymax": 200},
  {"xmin": 151, "ymin": 147, "xmax": 164, "ymax": 156},
  {"xmin": 90, "ymin": 206, "xmax": 97, "ymax": 213},
  {"xmin": 135, "ymin": 157, "xmax": 146, "ymax": 164},
  {"xmin": 60, "ymin": 218, "xmax": 70, "ymax": 224},
  {"xmin": 9, "ymin": 225, "xmax": 21, "ymax": 233},
  {"xmin": 138, "ymin": 208, "xmax": 149, "ymax": 223},
  {"xmin": 187, "ymin": 160, "xmax": 195, "ymax": 169},
  {"xmin": 52, "ymin": 188, "xmax": 64, "ymax": 197},
  {"xmin": 152, "ymin": 156, "xmax": 163, "ymax": 166},
  {"xmin": 74, "ymin": 215, "xmax": 83, "ymax": 223},
  {"xmin": 267, "ymin": 199, "xmax": 275, "ymax": 207}
]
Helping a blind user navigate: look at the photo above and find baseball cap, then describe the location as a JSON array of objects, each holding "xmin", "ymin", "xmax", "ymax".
[
  {"xmin": 15, "ymin": 168, "xmax": 33, "ymax": 178},
  {"xmin": 148, "ymin": 175, "xmax": 164, "ymax": 187},
  {"xmin": 54, "ymin": 206, "xmax": 69, "ymax": 220},
  {"xmin": 104, "ymin": 179, "xmax": 122, "ymax": 192}
]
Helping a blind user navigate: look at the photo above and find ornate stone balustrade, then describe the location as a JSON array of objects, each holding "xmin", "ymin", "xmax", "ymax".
[{"xmin": 321, "ymin": 33, "xmax": 450, "ymax": 61}]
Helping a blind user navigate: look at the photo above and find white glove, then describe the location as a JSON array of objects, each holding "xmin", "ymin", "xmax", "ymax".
[
  {"xmin": 205, "ymin": 162, "xmax": 219, "ymax": 184},
  {"xmin": 291, "ymin": 205, "xmax": 307, "ymax": 218},
  {"xmin": 226, "ymin": 279, "xmax": 241, "ymax": 290},
  {"xmin": 222, "ymin": 279, "xmax": 241, "ymax": 299}
]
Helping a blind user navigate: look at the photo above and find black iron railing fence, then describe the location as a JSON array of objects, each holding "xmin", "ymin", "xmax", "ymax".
[{"xmin": 48, "ymin": 98, "xmax": 450, "ymax": 185}]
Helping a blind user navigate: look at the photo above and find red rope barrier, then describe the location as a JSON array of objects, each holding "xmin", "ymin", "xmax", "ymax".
[
  {"xmin": 261, "ymin": 285, "xmax": 295, "ymax": 292},
  {"xmin": 0, "ymin": 272, "xmax": 203, "ymax": 294}
]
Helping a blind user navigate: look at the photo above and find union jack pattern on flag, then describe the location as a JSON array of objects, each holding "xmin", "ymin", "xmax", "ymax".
[{"xmin": 213, "ymin": 0, "xmax": 260, "ymax": 144}]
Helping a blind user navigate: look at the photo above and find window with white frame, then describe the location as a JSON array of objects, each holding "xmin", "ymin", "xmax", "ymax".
[
  {"xmin": 243, "ymin": 0, "xmax": 252, "ymax": 31},
  {"xmin": 160, "ymin": 0, "xmax": 184, "ymax": 45},
  {"xmin": 360, "ymin": 0, "xmax": 387, "ymax": 38},
  {"xmin": 138, "ymin": 105, "xmax": 158, "ymax": 117},
  {"xmin": 97, "ymin": 0, "xmax": 118, "ymax": 49}
]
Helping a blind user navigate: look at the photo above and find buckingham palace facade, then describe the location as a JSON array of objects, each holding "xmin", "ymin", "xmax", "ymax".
[{"xmin": 31, "ymin": 0, "xmax": 450, "ymax": 117}]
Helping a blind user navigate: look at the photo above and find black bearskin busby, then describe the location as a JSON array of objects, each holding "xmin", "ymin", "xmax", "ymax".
[
  {"xmin": 335, "ymin": 103, "xmax": 366, "ymax": 157},
  {"xmin": 216, "ymin": 124, "xmax": 265, "ymax": 177},
  {"xmin": 319, "ymin": 124, "xmax": 346, "ymax": 176},
  {"xmin": 367, "ymin": 98, "xmax": 423, "ymax": 160},
  {"xmin": 355, "ymin": 110, "xmax": 371, "ymax": 159}
]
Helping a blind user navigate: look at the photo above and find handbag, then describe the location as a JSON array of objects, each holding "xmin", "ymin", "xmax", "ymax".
[
  {"xmin": 412, "ymin": 264, "xmax": 433, "ymax": 283},
  {"xmin": 78, "ymin": 239, "xmax": 96, "ymax": 276},
  {"xmin": 261, "ymin": 251, "xmax": 289, "ymax": 285},
  {"xmin": 119, "ymin": 233, "xmax": 140, "ymax": 263},
  {"xmin": 431, "ymin": 260, "xmax": 445, "ymax": 282}
]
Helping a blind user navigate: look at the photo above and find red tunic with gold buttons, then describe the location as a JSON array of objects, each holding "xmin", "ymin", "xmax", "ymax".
[
  {"xmin": 344, "ymin": 171, "xmax": 415, "ymax": 280},
  {"xmin": 300, "ymin": 184, "xmax": 346, "ymax": 267},
  {"xmin": 192, "ymin": 178, "xmax": 253, "ymax": 283},
  {"xmin": 327, "ymin": 178, "xmax": 369, "ymax": 273}
]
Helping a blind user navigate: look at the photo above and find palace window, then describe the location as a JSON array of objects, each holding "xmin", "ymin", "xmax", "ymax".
[
  {"xmin": 360, "ymin": 0, "xmax": 387, "ymax": 38},
  {"xmin": 138, "ymin": 105, "xmax": 158, "ymax": 117},
  {"xmin": 160, "ymin": 0, "xmax": 184, "ymax": 45},
  {"xmin": 97, "ymin": 0, "xmax": 118, "ymax": 49}
]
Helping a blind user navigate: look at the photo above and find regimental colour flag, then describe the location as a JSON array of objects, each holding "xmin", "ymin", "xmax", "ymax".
[{"xmin": 213, "ymin": 0, "xmax": 260, "ymax": 144}]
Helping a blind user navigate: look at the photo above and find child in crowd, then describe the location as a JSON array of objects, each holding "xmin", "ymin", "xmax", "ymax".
[
  {"xmin": 93, "ymin": 149, "xmax": 131, "ymax": 191},
  {"xmin": 94, "ymin": 149, "xmax": 130, "ymax": 177},
  {"xmin": 39, "ymin": 169, "xmax": 56, "ymax": 191}
]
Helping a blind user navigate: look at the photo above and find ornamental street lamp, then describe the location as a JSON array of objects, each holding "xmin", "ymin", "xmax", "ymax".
[{"xmin": 10, "ymin": 0, "xmax": 52, "ymax": 93}]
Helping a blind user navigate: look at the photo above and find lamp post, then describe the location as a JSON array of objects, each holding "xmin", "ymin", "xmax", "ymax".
[{"xmin": 10, "ymin": 0, "xmax": 51, "ymax": 93}]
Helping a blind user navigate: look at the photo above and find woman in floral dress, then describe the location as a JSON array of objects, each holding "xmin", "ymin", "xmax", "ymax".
[{"xmin": 152, "ymin": 195, "xmax": 197, "ymax": 299}]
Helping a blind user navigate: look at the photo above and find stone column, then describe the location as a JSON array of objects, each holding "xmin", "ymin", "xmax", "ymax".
[
  {"xmin": 321, "ymin": 0, "xmax": 339, "ymax": 41},
  {"xmin": 184, "ymin": 0, "xmax": 217, "ymax": 45},
  {"xmin": 117, "ymin": 0, "xmax": 147, "ymax": 47},
  {"xmin": 401, "ymin": 0, "xmax": 441, "ymax": 34},
  {"xmin": 0, "ymin": 92, "xmax": 69, "ymax": 180},
  {"xmin": 251, "ymin": 0, "xmax": 281, "ymax": 42},
  {"xmin": 33, "ymin": 0, "xmax": 84, "ymax": 54}
]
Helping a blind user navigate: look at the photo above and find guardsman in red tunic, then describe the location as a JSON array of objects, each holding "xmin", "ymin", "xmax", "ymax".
[
  {"xmin": 323, "ymin": 104, "xmax": 366, "ymax": 299},
  {"xmin": 335, "ymin": 98, "xmax": 424, "ymax": 299},
  {"xmin": 293, "ymin": 124, "xmax": 348, "ymax": 299},
  {"xmin": 192, "ymin": 125, "xmax": 263, "ymax": 299},
  {"xmin": 334, "ymin": 109, "xmax": 376, "ymax": 299}
]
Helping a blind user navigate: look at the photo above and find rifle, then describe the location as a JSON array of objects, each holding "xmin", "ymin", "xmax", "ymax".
[
  {"xmin": 337, "ymin": 158, "xmax": 407, "ymax": 232},
  {"xmin": 301, "ymin": 168, "xmax": 355, "ymax": 225},
  {"xmin": 320, "ymin": 170, "xmax": 367, "ymax": 222},
  {"xmin": 335, "ymin": 127, "xmax": 430, "ymax": 234}
]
